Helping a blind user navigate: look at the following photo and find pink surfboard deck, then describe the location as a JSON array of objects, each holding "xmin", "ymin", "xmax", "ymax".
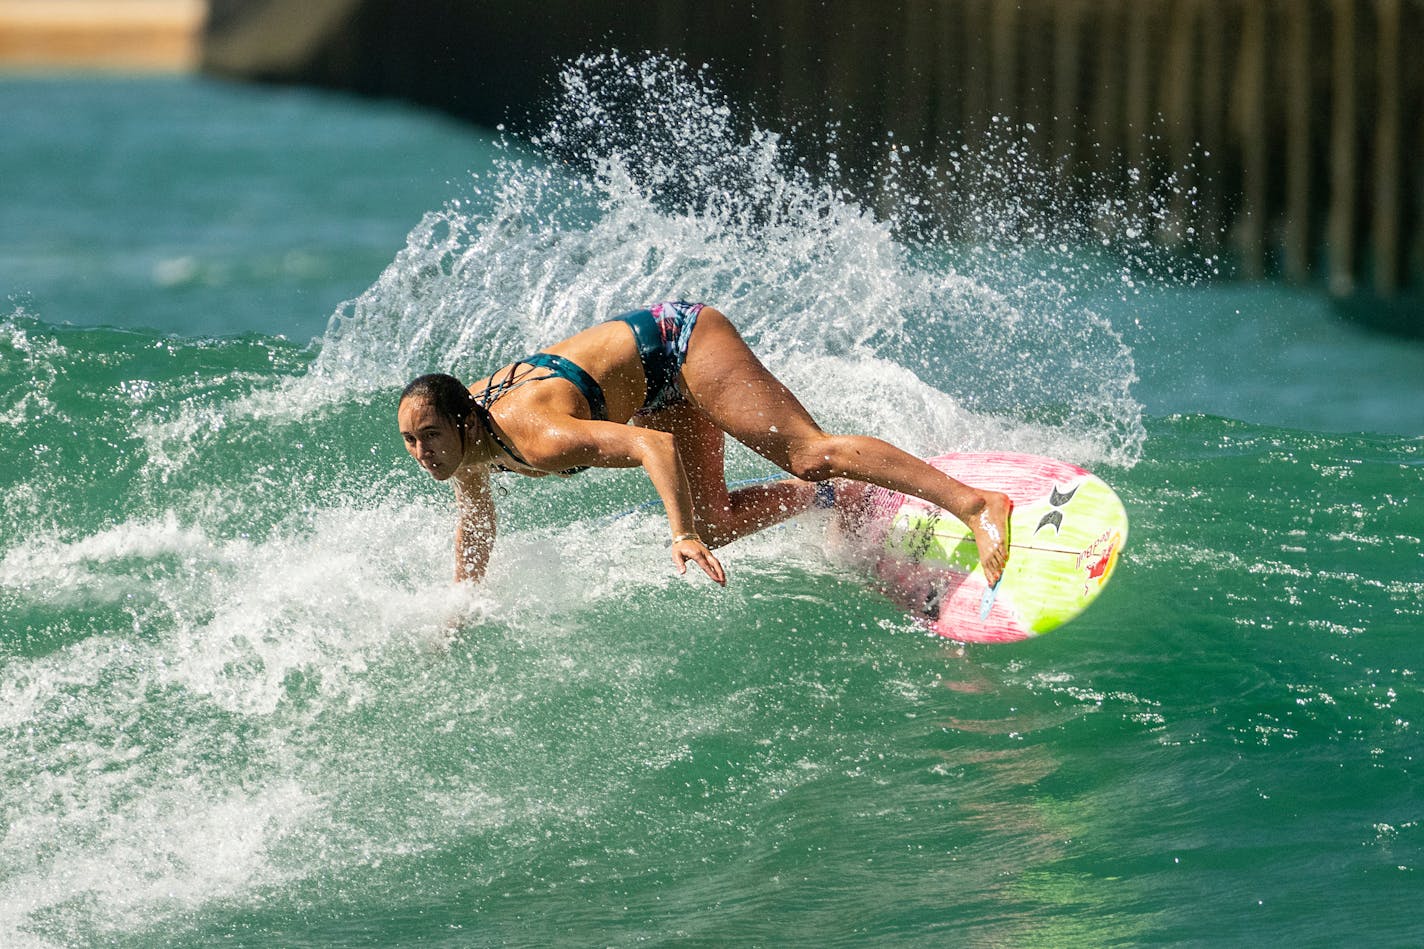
[{"xmin": 832, "ymin": 452, "xmax": 1129, "ymax": 643}]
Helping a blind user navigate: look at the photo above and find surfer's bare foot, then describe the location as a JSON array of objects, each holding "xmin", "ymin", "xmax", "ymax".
[{"xmin": 967, "ymin": 490, "xmax": 1012, "ymax": 587}]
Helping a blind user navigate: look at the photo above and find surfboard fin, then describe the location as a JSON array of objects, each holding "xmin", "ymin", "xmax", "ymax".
[{"xmin": 978, "ymin": 580, "xmax": 1000, "ymax": 619}]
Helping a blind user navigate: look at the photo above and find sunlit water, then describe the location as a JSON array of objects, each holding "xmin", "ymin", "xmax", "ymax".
[{"xmin": 2, "ymin": 60, "xmax": 1421, "ymax": 947}]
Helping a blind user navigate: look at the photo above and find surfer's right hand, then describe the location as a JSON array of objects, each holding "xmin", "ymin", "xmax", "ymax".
[{"xmin": 672, "ymin": 535, "xmax": 726, "ymax": 586}]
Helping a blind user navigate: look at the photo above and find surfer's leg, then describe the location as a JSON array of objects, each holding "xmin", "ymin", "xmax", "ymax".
[
  {"xmin": 679, "ymin": 307, "xmax": 1011, "ymax": 584},
  {"xmin": 633, "ymin": 401, "xmax": 822, "ymax": 548}
]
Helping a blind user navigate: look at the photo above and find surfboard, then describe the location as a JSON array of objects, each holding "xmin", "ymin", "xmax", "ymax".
[{"xmin": 831, "ymin": 452, "xmax": 1128, "ymax": 643}]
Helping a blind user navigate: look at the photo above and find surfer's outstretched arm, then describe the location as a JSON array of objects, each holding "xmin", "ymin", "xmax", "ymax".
[
  {"xmin": 630, "ymin": 399, "xmax": 828, "ymax": 548},
  {"xmin": 453, "ymin": 468, "xmax": 496, "ymax": 583}
]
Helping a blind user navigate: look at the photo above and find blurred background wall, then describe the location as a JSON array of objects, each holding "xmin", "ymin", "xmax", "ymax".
[{"xmin": 5, "ymin": 0, "xmax": 1420, "ymax": 334}]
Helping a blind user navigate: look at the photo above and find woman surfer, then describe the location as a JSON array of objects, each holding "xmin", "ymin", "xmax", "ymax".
[{"xmin": 397, "ymin": 302, "xmax": 1012, "ymax": 587}]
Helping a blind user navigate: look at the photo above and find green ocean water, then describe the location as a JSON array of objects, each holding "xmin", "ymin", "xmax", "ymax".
[{"xmin": 2, "ymin": 61, "xmax": 1422, "ymax": 948}]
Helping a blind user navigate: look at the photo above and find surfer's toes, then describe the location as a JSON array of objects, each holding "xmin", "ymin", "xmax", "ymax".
[{"xmin": 983, "ymin": 550, "xmax": 1007, "ymax": 588}]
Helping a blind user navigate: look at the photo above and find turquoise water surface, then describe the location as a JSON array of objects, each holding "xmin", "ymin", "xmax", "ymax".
[{"xmin": 2, "ymin": 60, "xmax": 1422, "ymax": 948}]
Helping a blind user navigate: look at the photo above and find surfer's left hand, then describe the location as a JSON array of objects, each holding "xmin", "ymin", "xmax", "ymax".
[{"xmin": 672, "ymin": 536, "xmax": 726, "ymax": 586}]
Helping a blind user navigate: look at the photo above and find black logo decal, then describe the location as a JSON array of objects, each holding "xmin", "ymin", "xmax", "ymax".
[
  {"xmin": 909, "ymin": 513, "xmax": 940, "ymax": 563},
  {"xmin": 1034, "ymin": 482, "xmax": 1080, "ymax": 536},
  {"xmin": 921, "ymin": 580, "xmax": 946, "ymax": 619}
]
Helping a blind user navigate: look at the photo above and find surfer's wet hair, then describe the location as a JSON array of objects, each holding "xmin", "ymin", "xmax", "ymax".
[{"xmin": 401, "ymin": 372, "xmax": 487, "ymax": 449}]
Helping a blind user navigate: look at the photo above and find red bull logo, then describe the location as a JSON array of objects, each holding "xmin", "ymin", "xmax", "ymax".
[{"xmin": 1077, "ymin": 529, "xmax": 1122, "ymax": 596}]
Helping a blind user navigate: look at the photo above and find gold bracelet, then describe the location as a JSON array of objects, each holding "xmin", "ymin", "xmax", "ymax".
[{"xmin": 670, "ymin": 532, "xmax": 702, "ymax": 545}]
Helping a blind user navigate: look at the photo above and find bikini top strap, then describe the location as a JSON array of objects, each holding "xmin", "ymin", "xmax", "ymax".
[
  {"xmin": 477, "ymin": 360, "xmax": 524, "ymax": 408},
  {"xmin": 474, "ymin": 361, "xmax": 533, "ymax": 469},
  {"xmin": 479, "ymin": 411, "xmax": 530, "ymax": 470}
]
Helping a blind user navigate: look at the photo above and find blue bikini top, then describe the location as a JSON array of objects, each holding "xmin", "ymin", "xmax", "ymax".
[{"xmin": 474, "ymin": 352, "xmax": 607, "ymax": 475}]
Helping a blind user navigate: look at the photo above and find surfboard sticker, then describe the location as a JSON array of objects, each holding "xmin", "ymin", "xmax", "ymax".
[{"xmin": 833, "ymin": 452, "xmax": 1129, "ymax": 643}]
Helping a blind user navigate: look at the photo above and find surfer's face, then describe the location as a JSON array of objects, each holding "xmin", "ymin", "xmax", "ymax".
[{"xmin": 398, "ymin": 396, "xmax": 462, "ymax": 481}]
